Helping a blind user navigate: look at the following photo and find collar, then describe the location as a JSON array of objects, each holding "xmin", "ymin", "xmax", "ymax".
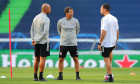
[{"xmin": 41, "ymin": 12, "xmax": 47, "ymax": 16}]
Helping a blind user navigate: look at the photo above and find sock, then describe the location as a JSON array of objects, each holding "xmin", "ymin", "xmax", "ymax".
[
  {"xmin": 109, "ymin": 74, "xmax": 113, "ymax": 81},
  {"xmin": 59, "ymin": 72, "xmax": 63, "ymax": 77},
  {"xmin": 39, "ymin": 72, "xmax": 43, "ymax": 79},
  {"xmin": 76, "ymin": 72, "xmax": 79, "ymax": 77},
  {"xmin": 34, "ymin": 73, "xmax": 37, "ymax": 78}
]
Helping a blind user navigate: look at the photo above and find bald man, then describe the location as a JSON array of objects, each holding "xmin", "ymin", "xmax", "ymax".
[{"xmin": 30, "ymin": 3, "xmax": 51, "ymax": 81}]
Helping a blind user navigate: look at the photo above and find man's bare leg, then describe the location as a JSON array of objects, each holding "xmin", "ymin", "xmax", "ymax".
[
  {"xmin": 104, "ymin": 58, "xmax": 111, "ymax": 74},
  {"xmin": 34, "ymin": 57, "xmax": 40, "ymax": 78},
  {"xmin": 55, "ymin": 57, "xmax": 64, "ymax": 80},
  {"xmin": 39, "ymin": 57, "xmax": 46, "ymax": 79},
  {"xmin": 73, "ymin": 57, "xmax": 79, "ymax": 72},
  {"xmin": 59, "ymin": 57, "xmax": 65, "ymax": 72},
  {"xmin": 104, "ymin": 57, "xmax": 113, "ymax": 82},
  {"xmin": 109, "ymin": 52, "xmax": 113, "ymax": 64},
  {"xmin": 73, "ymin": 57, "xmax": 81, "ymax": 80}
]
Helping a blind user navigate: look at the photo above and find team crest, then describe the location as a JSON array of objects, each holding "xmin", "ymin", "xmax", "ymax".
[
  {"xmin": 71, "ymin": 22, "xmax": 74, "ymax": 26},
  {"xmin": 76, "ymin": 51, "xmax": 78, "ymax": 55}
]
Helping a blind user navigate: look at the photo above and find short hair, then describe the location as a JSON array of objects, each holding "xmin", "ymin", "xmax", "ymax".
[
  {"xmin": 102, "ymin": 4, "xmax": 110, "ymax": 11},
  {"xmin": 64, "ymin": 7, "xmax": 73, "ymax": 15}
]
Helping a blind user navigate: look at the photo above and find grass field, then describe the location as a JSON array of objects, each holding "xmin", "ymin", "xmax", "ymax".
[{"xmin": 0, "ymin": 67, "xmax": 140, "ymax": 84}]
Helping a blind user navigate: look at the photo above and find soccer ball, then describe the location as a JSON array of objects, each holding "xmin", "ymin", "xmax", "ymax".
[{"xmin": 104, "ymin": 74, "xmax": 114, "ymax": 80}]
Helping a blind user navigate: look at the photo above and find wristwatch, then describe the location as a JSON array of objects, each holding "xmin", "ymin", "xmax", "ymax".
[{"xmin": 98, "ymin": 43, "xmax": 101, "ymax": 45}]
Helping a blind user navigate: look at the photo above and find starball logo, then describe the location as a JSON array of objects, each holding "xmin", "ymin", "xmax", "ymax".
[{"xmin": 115, "ymin": 55, "xmax": 138, "ymax": 68}]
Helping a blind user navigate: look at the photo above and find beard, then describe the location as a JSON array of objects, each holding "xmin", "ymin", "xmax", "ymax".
[
  {"xmin": 47, "ymin": 12, "xmax": 50, "ymax": 15},
  {"xmin": 46, "ymin": 10, "xmax": 51, "ymax": 15},
  {"xmin": 101, "ymin": 13, "xmax": 104, "ymax": 16},
  {"xmin": 100, "ymin": 12, "xmax": 104, "ymax": 16},
  {"xmin": 101, "ymin": 14, "xmax": 104, "ymax": 16},
  {"xmin": 69, "ymin": 15, "xmax": 73, "ymax": 18}
]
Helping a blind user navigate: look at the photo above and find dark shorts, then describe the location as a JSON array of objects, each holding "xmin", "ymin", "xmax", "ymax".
[
  {"xmin": 59, "ymin": 46, "xmax": 78, "ymax": 58},
  {"xmin": 101, "ymin": 46, "xmax": 115, "ymax": 58},
  {"xmin": 34, "ymin": 43, "xmax": 50, "ymax": 57}
]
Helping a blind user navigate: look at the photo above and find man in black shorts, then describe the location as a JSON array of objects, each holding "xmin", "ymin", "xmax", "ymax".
[
  {"xmin": 55, "ymin": 7, "xmax": 81, "ymax": 80},
  {"xmin": 30, "ymin": 3, "xmax": 51, "ymax": 81},
  {"xmin": 98, "ymin": 4, "xmax": 119, "ymax": 82}
]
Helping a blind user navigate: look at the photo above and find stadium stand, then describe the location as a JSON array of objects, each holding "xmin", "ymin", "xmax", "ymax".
[
  {"xmin": 0, "ymin": 0, "xmax": 31, "ymax": 33},
  {"xmin": 0, "ymin": 0, "xmax": 9, "ymax": 17},
  {"xmin": 14, "ymin": 0, "xmax": 140, "ymax": 37},
  {"xmin": 0, "ymin": 0, "xmax": 140, "ymax": 50}
]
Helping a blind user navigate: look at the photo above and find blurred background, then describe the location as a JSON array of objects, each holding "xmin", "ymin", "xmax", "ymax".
[{"xmin": 0, "ymin": 0, "xmax": 140, "ymax": 68}]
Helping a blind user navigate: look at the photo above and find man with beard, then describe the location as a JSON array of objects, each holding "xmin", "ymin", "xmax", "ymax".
[
  {"xmin": 98, "ymin": 4, "xmax": 119, "ymax": 82},
  {"xmin": 30, "ymin": 3, "xmax": 51, "ymax": 81}
]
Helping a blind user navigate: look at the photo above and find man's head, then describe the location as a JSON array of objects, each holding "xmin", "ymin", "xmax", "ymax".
[
  {"xmin": 42, "ymin": 3, "xmax": 51, "ymax": 15},
  {"xmin": 100, "ymin": 4, "xmax": 110, "ymax": 16},
  {"xmin": 64, "ymin": 7, "xmax": 73, "ymax": 19}
]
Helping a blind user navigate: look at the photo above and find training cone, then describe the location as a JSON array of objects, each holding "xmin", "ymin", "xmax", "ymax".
[
  {"xmin": 46, "ymin": 74, "xmax": 54, "ymax": 79},
  {"xmin": 0, "ymin": 76, "xmax": 7, "ymax": 78},
  {"xmin": 130, "ymin": 73, "xmax": 136, "ymax": 75}
]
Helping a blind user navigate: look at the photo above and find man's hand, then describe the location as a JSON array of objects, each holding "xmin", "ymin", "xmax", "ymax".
[
  {"xmin": 98, "ymin": 45, "xmax": 102, "ymax": 51},
  {"xmin": 32, "ymin": 40, "xmax": 36, "ymax": 46},
  {"xmin": 113, "ymin": 43, "xmax": 117, "ymax": 49}
]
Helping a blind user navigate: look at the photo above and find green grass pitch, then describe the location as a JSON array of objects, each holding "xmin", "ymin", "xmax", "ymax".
[{"xmin": 0, "ymin": 68, "xmax": 140, "ymax": 84}]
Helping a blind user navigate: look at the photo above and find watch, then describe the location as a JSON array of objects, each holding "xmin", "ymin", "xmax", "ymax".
[{"xmin": 98, "ymin": 43, "xmax": 101, "ymax": 45}]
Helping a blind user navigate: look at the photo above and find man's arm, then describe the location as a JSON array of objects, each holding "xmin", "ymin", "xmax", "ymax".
[
  {"xmin": 114, "ymin": 29, "xmax": 119, "ymax": 49},
  {"xmin": 117, "ymin": 30, "xmax": 119, "ymax": 41},
  {"xmin": 76, "ymin": 21, "xmax": 80, "ymax": 35},
  {"xmin": 99, "ymin": 30, "xmax": 106, "ymax": 44},
  {"xmin": 98, "ymin": 18, "xmax": 107, "ymax": 51},
  {"xmin": 57, "ymin": 20, "xmax": 61, "ymax": 35},
  {"xmin": 30, "ymin": 22, "xmax": 34, "ymax": 40},
  {"xmin": 114, "ymin": 18, "xmax": 119, "ymax": 49},
  {"xmin": 98, "ymin": 30, "xmax": 106, "ymax": 51},
  {"xmin": 30, "ymin": 22, "xmax": 36, "ymax": 46}
]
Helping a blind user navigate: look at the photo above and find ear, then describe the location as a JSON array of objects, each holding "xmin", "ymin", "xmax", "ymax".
[
  {"xmin": 66, "ymin": 12, "xmax": 68, "ymax": 15},
  {"xmin": 103, "ymin": 9, "xmax": 106, "ymax": 12}
]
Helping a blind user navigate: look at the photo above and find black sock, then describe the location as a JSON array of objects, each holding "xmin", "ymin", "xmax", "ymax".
[
  {"xmin": 76, "ymin": 72, "xmax": 79, "ymax": 77},
  {"xmin": 109, "ymin": 74, "xmax": 113, "ymax": 81},
  {"xmin": 59, "ymin": 72, "xmax": 63, "ymax": 77},
  {"xmin": 34, "ymin": 73, "xmax": 37, "ymax": 78},
  {"xmin": 39, "ymin": 72, "xmax": 43, "ymax": 79}
]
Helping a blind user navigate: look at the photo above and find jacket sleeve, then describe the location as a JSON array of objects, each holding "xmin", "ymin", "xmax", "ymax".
[
  {"xmin": 30, "ymin": 22, "xmax": 34, "ymax": 40},
  {"xmin": 76, "ymin": 20, "xmax": 80, "ymax": 35},
  {"xmin": 57, "ymin": 20, "xmax": 61, "ymax": 35},
  {"xmin": 36, "ymin": 19, "xmax": 50, "ymax": 42}
]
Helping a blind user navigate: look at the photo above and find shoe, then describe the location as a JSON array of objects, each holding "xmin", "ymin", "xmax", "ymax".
[
  {"xmin": 76, "ymin": 76, "xmax": 82, "ymax": 80},
  {"xmin": 103, "ymin": 79, "xmax": 114, "ymax": 82},
  {"xmin": 55, "ymin": 76, "xmax": 63, "ymax": 80},
  {"xmin": 34, "ymin": 77, "xmax": 38, "ymax": 81},
  {"xmin": 39, "ymin": 78, "xmax": 47, "ymax": 81}
]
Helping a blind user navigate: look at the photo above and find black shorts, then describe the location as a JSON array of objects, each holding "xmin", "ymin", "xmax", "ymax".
[
  {"xmin": 101, "ymin": 46, "xmax": 115, "ymax": 58},
  {"xmin": 59, "ymin": 46, "xmax": 78, "ymax": 58},
  {"xmin": 34, "ymin": 43, "xmax": 50, "ymax": 57}
]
